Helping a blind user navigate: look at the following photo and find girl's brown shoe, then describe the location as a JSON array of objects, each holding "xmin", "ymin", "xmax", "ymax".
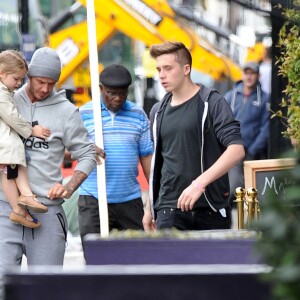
[
  {"xmin": 18, "ymin": 195, "xmax": 48, "ymax": 213},
  {"xmin": 9, "ymin": 210, "xmax": 41, "ymax": 228}
]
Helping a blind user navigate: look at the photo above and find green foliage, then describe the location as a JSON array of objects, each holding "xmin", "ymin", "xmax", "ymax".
[
  {"xmin": 107, "ymin": 228, "xmax": 258, "ymax": 240},
  {"xmin": 261, "ymin": 6, "xmax": 300, "ymax": 296},
  {"xmin": 254, "ymin": 152, "xmax": 300, "ymax": 300},
  {"xmin": 275, "ymin": 2, "xmax": 300, "ymax": 148}
]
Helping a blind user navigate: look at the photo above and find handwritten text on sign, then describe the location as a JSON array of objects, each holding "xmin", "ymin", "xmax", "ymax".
[{"xmin": 256, "ymin": 170, "xmax": 295, "ymax": 202}]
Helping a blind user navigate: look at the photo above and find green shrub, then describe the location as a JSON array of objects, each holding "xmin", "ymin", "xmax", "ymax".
[
  {"xmin": 273, "ymin": 1, "xmax": 300, "ymax": 149},
  {"xmin": 254, "ymin": 152, "xmax": 300, "ymax": 299}
]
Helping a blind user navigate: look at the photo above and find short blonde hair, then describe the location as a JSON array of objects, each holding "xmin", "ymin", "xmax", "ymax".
[{"xmin": 0, "ymin": 50, "xmax": 28, "ymax": 75}]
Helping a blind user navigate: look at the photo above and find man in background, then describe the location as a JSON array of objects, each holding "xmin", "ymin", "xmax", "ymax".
[{"xmin": 224, "ymin": 61, "xmax": 270, "ymax": 203}]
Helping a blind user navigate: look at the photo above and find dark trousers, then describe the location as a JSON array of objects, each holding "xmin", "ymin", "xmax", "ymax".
[
  {"xmin": 78, "ymin": 195, "xmax": 144, "ymax": 240},
  {"xmin": 156, "ymin": 207, "xmax": 231, "ymax": 231}
]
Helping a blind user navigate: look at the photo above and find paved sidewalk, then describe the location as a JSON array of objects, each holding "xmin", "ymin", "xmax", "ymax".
[{"xmin": 63, "ymin": 234, "xmax": 85, "ymax": 267}]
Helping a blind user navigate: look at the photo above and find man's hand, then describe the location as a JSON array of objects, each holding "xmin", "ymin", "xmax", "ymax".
[
  {"xmin": 95, "ymin": 144, "xmax": 106, "ymax": 165},
  {"xmin": 177, "ymin": 183, "xmax": 204, "ymax": 211},
  {"xmin": 142, "ymin": 209, "xmax": 156, "ymax": 232},
  {"xmin": 47, "ymin": 183, "xmax": 72, "ymax": 199},
  {"xmin": 142, "ymin": 195, "xmax": 156, "ymax": 232}
]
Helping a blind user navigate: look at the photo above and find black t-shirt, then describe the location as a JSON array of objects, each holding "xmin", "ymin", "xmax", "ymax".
[{"xmin": 155, "ymin": 93, "xmax": 202, "ymax": 210}]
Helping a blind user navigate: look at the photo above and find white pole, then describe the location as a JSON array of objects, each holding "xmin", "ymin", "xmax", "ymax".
[{"xmin": 86, "ymin": 0, "xmax": 109, "ymax": 237}]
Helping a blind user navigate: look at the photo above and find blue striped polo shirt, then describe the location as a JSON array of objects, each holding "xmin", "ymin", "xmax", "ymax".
[{"xmin": 78, "ymin": 98, "xmax": 153, "ymax": 203}]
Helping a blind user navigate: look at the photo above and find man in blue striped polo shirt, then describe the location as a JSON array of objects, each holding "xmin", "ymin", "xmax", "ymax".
[{"xmin": 78, "ymin": 64, "xmax": 153, "ymax": 247}]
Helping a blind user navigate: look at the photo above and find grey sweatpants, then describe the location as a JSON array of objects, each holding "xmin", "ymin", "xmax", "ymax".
[{"xmin": 0, "ymin": 199, "xmax": 68, "ymax": 267}]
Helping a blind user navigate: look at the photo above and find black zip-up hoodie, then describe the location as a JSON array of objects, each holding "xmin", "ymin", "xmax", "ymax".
[{"xmin": 149, "ymin": 85, "xmax": 243, "ymax": 216}]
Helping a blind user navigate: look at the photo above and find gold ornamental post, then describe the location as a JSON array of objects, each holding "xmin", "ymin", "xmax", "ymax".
[
  {"xmin": 246, "ymin": 188, "xmax": 258, "ymax": 227},
  {"xmin": 234, "ymin": 187, "xmax": 259, "ymax": 229},
  {"xmin": 234, "ymin": 187, "xmax": 246, "ymax": 229}
]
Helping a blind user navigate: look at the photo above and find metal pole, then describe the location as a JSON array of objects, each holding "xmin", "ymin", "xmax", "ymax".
[
  {"xmin": 19, "ymin": 0, "xmax": 29, "ymax": 34},
  {"xmin": 86, "ymin": 0, "xmax": 109, "ymax": 237}
]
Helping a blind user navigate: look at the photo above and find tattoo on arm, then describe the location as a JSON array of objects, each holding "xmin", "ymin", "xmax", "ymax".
[{"xmin": 64, "ymin": 170, "xmax": 87, "ymax": 196}]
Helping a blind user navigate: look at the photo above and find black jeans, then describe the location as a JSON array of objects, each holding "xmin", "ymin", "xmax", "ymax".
[
  {"xmin": 78, "ymin": 195, "xmax": 144, "ymax": 240},
  {"xmin": 156, "ymin": 207, "xmax": 231, "ymax": 230}
]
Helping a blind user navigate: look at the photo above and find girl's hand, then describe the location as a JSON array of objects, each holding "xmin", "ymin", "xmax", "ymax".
[{"xmin": 32, "ymin": 125, "xmax": 51, "ymax": 139}]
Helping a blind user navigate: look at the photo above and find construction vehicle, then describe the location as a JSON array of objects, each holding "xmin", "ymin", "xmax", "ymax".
[
  {"xmin": 46, "ymin": 0, "xmax": 250, "ymax": 106},
  {"xmin": 1, "ymin": 1, "xmax": 269, "ymax": 106}
]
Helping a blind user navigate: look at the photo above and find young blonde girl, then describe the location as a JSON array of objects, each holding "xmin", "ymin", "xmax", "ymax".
[{"xmin": 0, "ymin": 50, "xmax": 50, "ymax": 228}]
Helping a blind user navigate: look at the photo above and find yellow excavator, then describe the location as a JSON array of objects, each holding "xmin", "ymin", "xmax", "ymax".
[{"xmin": 46, "ymin": 0, "xmax": 264, "ymax": 106}]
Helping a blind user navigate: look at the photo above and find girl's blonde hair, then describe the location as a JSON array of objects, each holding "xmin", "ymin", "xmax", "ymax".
[{"xmin": 0, "ymin": 50, "xmax": 28, "ymax": 75}]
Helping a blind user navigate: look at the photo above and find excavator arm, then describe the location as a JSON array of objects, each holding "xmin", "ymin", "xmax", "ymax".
[
  {"xmin": 48, "ymin": 0, "xmax": 242, "ymax": 90},
  {"xmin": 49, "ymin": 19, "xmax": 114, "ymax": 86}
]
